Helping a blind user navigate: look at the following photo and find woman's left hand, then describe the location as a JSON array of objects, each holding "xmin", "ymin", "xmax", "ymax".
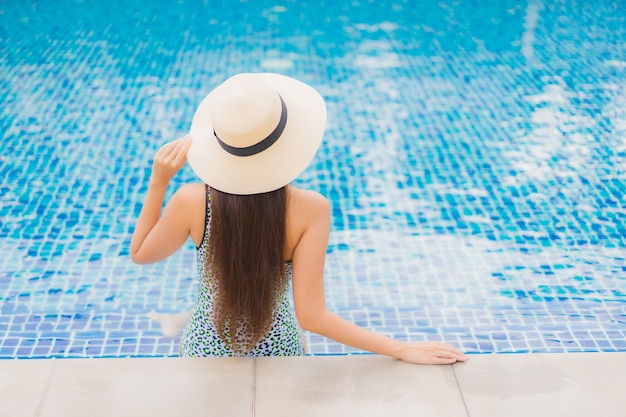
[
  {"xmin": 150, "ymin": 135, "xmax": 193, "ymax": 186},
  {"xmin": 393, "ymin": 341, "xmax": 469, "ymax": 365}
]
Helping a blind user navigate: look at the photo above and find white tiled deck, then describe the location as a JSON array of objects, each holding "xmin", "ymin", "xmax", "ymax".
[{"xmin": 1, "ymin": 353, "xmax": 624, "ymax": 417}]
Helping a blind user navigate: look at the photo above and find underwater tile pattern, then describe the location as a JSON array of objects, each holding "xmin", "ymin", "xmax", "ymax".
[{"xmin": 1, "ymin": 0, "xmax": 626, "ymax": 358}]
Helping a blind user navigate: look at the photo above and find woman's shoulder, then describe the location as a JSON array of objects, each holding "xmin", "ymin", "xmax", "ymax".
[
  {"xmin": 288, "ymin": 186, "xmax": 329, "ymax": 209},
  {"xmin": 174, "ymin": 182, "xmax": 206, "ymax": 198},
  {"xmin": 170, "ymin": 183, "xmax": 207, "ymax": 246},
  {"xmin": 169, "ymin": 182, "xmax": 206, "ymax": 211},
  {"xmin": 285, "ymin": 187, "xmax": 330, "ymax": 255},
  {"xmin": 287, "ymin": 186, "xmax": 330, "ymax": 226}
]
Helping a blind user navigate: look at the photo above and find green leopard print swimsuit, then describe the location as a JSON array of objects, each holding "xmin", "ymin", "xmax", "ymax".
[{"xmin": 180, "ymin": 186, "xmax": 305, "ymax": 357}]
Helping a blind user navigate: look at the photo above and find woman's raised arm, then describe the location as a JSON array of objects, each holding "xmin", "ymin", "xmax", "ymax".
[{"xmin": 130, "ymin": 136, "xmax": 194, "ymax": 264}]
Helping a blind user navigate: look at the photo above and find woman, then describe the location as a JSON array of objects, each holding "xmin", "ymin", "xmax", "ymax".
[{"xmin": 130, "ymin": 73, "xmax": 467, "ymax": 364}]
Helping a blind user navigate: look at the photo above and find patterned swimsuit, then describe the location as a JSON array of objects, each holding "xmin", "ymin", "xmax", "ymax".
[{"xmin": 180, "ymin": 187, "xmax": 305, "ymax": 357}]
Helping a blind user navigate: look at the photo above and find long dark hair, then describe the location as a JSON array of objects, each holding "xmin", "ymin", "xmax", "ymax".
[{"xmin": 207, "ymin": 186, "xmax": 288, "ymax": 352}]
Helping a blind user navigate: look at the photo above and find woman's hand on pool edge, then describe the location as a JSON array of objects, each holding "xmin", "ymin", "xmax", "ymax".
[
  {"xmin": 393, "ymin": 341, "xmax": 468, "ymax": 365},
  {"xmin": 150, "ymin": 135, "xmax": 192, "ymax": 186}
]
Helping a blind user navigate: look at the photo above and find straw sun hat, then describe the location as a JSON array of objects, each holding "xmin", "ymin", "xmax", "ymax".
[{"xmin": 186, "ymin": 73, "xmax": 327, "ymax": 195}]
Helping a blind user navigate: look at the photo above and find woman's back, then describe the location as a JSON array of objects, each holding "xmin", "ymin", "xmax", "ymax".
[
  {"xmin": 179, "ymin": 182, "xmax": 330, "ymax": 286},
  {"xmin": 175, "ymin": 183, "xmax": 326, "ymax": 356},
  {"xmin": 130, "ymin": 73, "xmax": 467, "ymax": 364},
  {"xmin": 182, "ymin": 183, "xmax": 328, "ymax": 260}
]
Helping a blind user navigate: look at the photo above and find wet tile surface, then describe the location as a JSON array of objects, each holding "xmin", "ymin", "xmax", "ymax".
[
  {"xmin": 0, "ymin": 359, "xmax": 55, "ymax": 417},
  {"xmin": 453, "ymin": 352, "xmax": 626, "ymax": 417},
  {"xmin": 1, "ymin": 354, "xmax": 625, "ymax": 416},
  {"xmin": 38, "ymin": 357, "xmax": 253, "ymax": 417},
  {"xmin": 255, "ymin": 355, "xmax": 467, "ymax": 417}
]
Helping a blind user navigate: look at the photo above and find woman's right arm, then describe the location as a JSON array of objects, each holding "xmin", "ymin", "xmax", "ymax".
[
  {"xmin": 291, "ymin": 193, "xmax": 468, "ymax": 365},
  {"xmin": 130, "ymin": 136, "xmax": 194, "ymax": 264}
]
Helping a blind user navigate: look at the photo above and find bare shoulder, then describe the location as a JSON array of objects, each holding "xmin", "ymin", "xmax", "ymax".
[
  {"xmin": 288, "ymin": 186, "xmax": 330, "ymax": 216},
  {"xmin": 285, "ymin": 186, "xmax": 330, "ymax": 258},
  {"xmin": 176, "ymin": 182, "xmax": 206, "ymax": 198},
  {"xmin": 170, "ymin": 182, "xmax": 206, "ymax": 216},
  {"xmin": 173, "ymin": 182, "xmax": 205, "ymax": 200},
  {"xmin": 170, "ymin": 182, "xmax": 206, "ymax": 245}
]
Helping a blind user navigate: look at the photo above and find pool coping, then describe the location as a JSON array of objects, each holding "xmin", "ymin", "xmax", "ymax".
[{"xmin": 1, "ymin": 352, "xmax": 624, "ymax": 417}]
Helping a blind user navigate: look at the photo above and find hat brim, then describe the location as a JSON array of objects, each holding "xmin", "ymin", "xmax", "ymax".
[{"xmin": 186, "ymin": 73, "xmax": 327, "ymax": 195}]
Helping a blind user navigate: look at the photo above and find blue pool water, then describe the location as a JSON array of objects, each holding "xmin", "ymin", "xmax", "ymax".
[{"xmin": 1, "ymin": 0, "xmax": 625, "ymax": 358}]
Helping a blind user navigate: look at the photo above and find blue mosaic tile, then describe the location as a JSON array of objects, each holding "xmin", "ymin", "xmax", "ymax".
[{"xmin": 1, "ymin": 0, "xmax": 626, "ymax": 358}]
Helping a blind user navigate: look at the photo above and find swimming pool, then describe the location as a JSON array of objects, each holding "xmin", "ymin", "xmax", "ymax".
[{"xmin": 1, "ymin": 0, "xmax": 625, "ymax": 358}]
